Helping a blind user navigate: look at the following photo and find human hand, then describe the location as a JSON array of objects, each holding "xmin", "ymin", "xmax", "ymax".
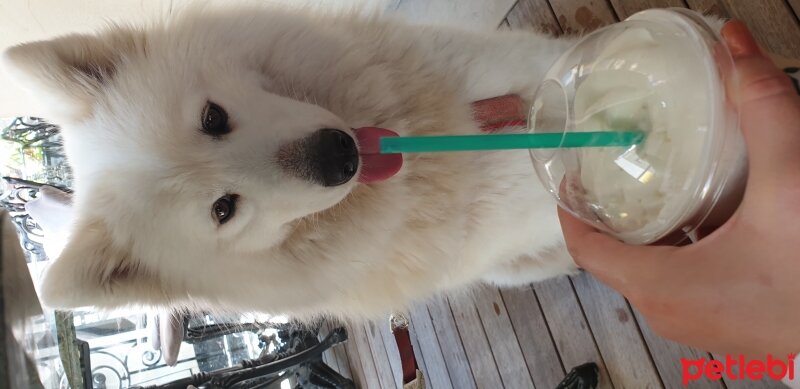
[{"xmin": 558, "ymin": 20, "xmax": 800, "ymax": 357}]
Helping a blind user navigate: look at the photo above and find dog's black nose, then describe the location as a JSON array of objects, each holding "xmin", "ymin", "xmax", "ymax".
[{"xmin": 310, "ymin": 128, "xmax": 359, "ymax": 187}]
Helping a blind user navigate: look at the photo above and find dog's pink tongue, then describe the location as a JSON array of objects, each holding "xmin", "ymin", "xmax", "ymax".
[{"xmin": 355, "ymin": 127, "xmax": 403, "ymax": 183}]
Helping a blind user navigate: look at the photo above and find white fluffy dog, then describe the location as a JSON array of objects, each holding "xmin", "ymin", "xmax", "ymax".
[{"xmin": 2, "ymin": 3, "xmax": 578, "ymax": 319}]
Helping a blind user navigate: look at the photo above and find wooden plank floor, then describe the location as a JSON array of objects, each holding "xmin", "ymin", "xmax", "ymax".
[{"xmin": 321, "ymin": 0, "xmax": 800, "ymax": 388}]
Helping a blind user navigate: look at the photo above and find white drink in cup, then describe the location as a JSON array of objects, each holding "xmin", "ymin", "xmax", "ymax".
[{"xmin": 529, "ymin": 8, "xmax": 747, "ymax": 245}]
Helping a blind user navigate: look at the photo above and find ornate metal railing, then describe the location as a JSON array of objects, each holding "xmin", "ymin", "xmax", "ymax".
[
  {"xmin": 132, "ymin": 325, "xmax": 353, "ymax": 389},
  {"xmin": 0, "ymin": 177, "xmax": 47, "ymax": 262},
  {"xmin": 1, "ymin": 116, "xmax": 72, "ymax": 264},
  {"xmin": 1, "ymin": 117, "xmax": 72, "ymax": 188}
]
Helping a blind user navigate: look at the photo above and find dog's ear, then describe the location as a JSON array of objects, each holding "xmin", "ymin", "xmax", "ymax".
[
  {"xmin": 2, "ymin": 28, "xmax": 146, "ymax": 122},
  {"xmin": 39, "ymin": 217, "xmax": 165, "ymax": 310}
]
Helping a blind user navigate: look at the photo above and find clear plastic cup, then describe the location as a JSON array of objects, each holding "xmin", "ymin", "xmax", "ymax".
[{"xmin": 529, "ymin": 8, "xmax": 747, "ymax": 245}]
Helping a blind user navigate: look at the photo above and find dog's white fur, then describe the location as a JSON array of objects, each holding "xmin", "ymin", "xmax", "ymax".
[{"xmin": 3, "ymin": 3, "xmax": 580, "ymax": 319}]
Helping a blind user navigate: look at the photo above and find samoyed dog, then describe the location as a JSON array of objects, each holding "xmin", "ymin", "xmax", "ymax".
[{"xmin": 2, "ymin": 3, "xmax": 579, "ymax": 319}]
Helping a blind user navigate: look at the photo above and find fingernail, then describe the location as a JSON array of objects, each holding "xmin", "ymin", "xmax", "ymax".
[{"xmin": 721, "ymin": 20, "xmax": 761, "ymax": 58}]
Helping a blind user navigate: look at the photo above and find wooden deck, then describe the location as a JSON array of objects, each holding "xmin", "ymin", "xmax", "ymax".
[{"xmin": 319, "ymin": 1, "xmax": 800, "ymax": 388}]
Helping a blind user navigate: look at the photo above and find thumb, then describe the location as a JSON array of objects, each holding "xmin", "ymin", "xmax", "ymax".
[
  {"xmin": 558, "ymin": 206, "xmax": 676, "ymax": 295},
  {"xmin": 721, "ymin": 21, "xmax": 800, "ymax": 187}
]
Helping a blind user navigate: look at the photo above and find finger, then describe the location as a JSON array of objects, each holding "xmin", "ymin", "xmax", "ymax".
[
  {"xmin": 558, "ymin": 206, "xmax": 676, "ymax": 295},
  {"xmin": 721, "ymin": 21, "xmax": 800, "ymax": 184}
]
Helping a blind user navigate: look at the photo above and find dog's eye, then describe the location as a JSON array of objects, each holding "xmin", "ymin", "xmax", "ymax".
[
  {"xmin": 212, "ymin": 194, "xmax": 238, "ymax": 224},
  {"xmin": 202, "ymin": 102, "xmax": 230, "ymax": 137}
]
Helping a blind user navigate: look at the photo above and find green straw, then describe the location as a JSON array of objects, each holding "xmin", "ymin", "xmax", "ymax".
[{"xmin": 380, "ymin": 131, "xmax": 645, "ymax": 154}]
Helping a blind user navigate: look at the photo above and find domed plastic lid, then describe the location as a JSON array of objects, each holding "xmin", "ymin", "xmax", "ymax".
[{"xmin": 529, "ymin": 8, "xmax": 742, "ymax": 245}]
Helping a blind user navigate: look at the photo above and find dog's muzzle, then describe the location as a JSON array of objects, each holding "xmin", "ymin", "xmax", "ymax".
[{"xmin": 277, "ymin": 128, "xmax": 359, "ymax": 187}]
